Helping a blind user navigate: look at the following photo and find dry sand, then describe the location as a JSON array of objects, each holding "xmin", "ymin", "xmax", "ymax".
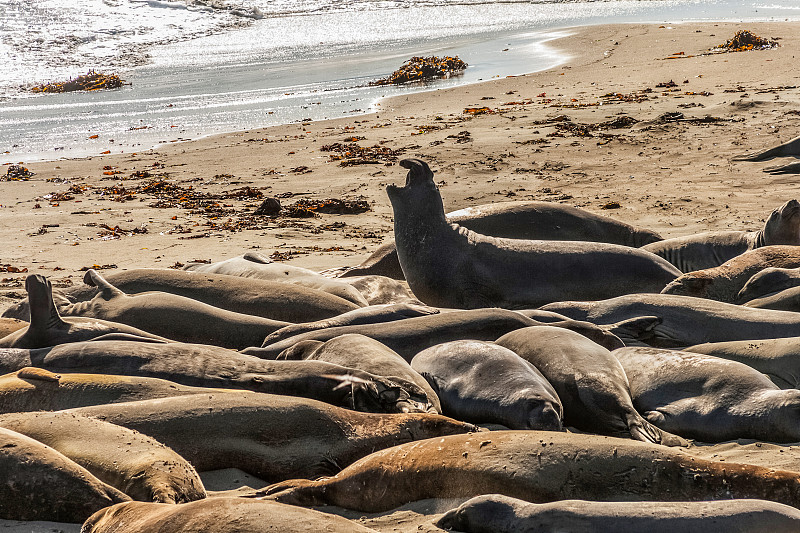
[{"xmin": 3, "ymin": 20, "xmax": 800, "ymax": 532}]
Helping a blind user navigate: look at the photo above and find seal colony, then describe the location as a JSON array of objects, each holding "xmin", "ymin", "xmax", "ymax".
[
  {"xmin": 6, "ymin": 19, "xmax": 800, "ymax": 532},
  {"xmin": 4, "ymin": 157, "xmax": 800, "ymax": 531}
]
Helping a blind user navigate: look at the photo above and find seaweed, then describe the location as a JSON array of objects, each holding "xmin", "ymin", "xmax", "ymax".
[
  {"xmin": 31, "ymin": 70, "xmax": 125, "ymax": 93},
  {"xmin": 712, "ymin": 30, "xmax": 779, "ymax": 52},
  {"xmin": 2, "ymin": 165, "xmax": 34, "ymax": 181},
  {"xmin": 370, "ymin": 56, "xmax": 467, "ymax": 86}
]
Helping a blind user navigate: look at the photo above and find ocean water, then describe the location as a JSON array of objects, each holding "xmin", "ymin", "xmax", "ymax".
[{"xmin": 2, "ymin": 0, "xmax": 799, "ymax": 163}]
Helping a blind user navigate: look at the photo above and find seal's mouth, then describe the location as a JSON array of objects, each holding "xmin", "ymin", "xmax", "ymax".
[{"xmin": 781, "ymin": 199, "xmax": 800, "ymax": 218}]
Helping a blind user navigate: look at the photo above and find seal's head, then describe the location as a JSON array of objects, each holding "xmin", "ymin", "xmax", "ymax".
[
  {"xmin": 386, "ymin": 159, "xmax": 446, "ymax": 222},
  {"xmin": 436, "ymin": 495, "xmax": 521, "ymax": 532},
  {"xmin": 764, "ymin": 199, "xmax": 800, "ymax": 245}
]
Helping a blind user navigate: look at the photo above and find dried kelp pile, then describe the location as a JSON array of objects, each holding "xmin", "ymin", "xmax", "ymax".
[
  {"xmin": 2, "ymin": 165, "xmax": 34, "ymax": 181},
  {"xmin": 371, "ymin": 56, "xmax": 467, "ymax": 86},
  {"xmin": 31, "ymin": 71, "xmax": 125, "ymax": 93},
  {"xmin": 712, "ymin": 30, "xmax": 779, "ymax": 52}
]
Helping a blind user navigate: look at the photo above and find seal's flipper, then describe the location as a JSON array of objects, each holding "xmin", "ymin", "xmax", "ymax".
[
  {"xmin": 26, "ymin": 274, "xmax": 67, "ymax": 331},
  {"xmin": 243, "ymin": 251, "xmax": 272, "ymax": 264},
  {"xmin": 83, "ymin": 269, "xmax": 124, "ymax": 300},
  {"xmin": 276, "ymin": 340, "xmax": 325, "ymax": 360},
  {"xmin": 628, "ymin": 412, "xmax": 688, "ymax": 447},
  {"xmin": 608, "ymin": 316, "xmax": 661, "ymax": 344},
  {"xmin": 399, "ymin": 158, "xmax": 435, "ymax": 187},
  {"xmin": 732, "ymin": 135, "xmax": 800, "ymax": 162},
  {"xmin": 764, "ymin": 162, "xmax": 800, "ymax": 175}
]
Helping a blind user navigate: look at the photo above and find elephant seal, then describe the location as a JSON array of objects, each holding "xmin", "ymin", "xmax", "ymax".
[
  {"xmin": 339, "ymin": 275, "xmax": 424, "ymax": 305},
  {"xmin": 744, "ymin": 286, "xmax": 800, "ymax": 312},
  {"xmin": 263, "ymin": 430, "xmax": 800, "ymax": 512},
  {"xmin": 67, "ymin": 392, "xmax": 475, "ymax": 481},
  {"xmin": 1, "ymin": 268, "xmax": 360, "ymax": 323},
  {"xmin": 59, "ymin": 269, "xmax": 291, "ymax": 349},
  {"xmin": 249, "ymin": 308, "xmax": 619, "ymax": 361},
  {"xmin": 0, "ymin": 411, "xmax": 205, "ymax": 503},
  {"xmin": 642, "ymin": 200, "xmax": 800, "ymax": 273},
  {"xmin": 386, "ymin": 159, "xmax": 679, "ymax": 308},
  {"xmin": 685, "ymin": 337, "xmax": 800, "ymax": 389},
  {"xmin": 733, "ymin": 135, "xmax": 800, "ymax": 163},
  {"xmin": 541, "ymin": 293, "xmax": 800, "ymax": 347},
  {"xmin": 83, "ymin": 498, "xmax": 377, "ymax": 533},
  {"xmin": 263, "ymin": 303, "xmax": 439, "ymax": 346},
  {"xmin": 615, "ymin": 347, "xmax": 800, "ymax": 442},
  {"xmin": 410, "ymin": 340, "xmax": 562, "ymax": 430},
  {"xmin": 0, "ymin": 274, "xmax": 167, "ymax": 349},
  {"xmin": 437, "ymin": 494, "xmax": 800, "ymax": 533},
  {"xmin": 0, "ymin": 340, "xmax": 421, "ymax": 414},
  {"xmin": 0, "ymin": 317, "xmax": 26, "ymax": 338},
  {"xmin": 495, "ymin": 326, "xmax": 682, "ymax": 445},
  {"xmin": 0, "ymin": 426, "xmax": 130, "ymax": 522},
  {"xmin": 338, "ymin": 200, "xmax": 663, "ymax": 280},
  {"xmin": 278, "ymin": 333, "xmax": 441, "ymax": 413},
  {"xmin": 184, "ymin": 252, "xmax": 369, "ymax": 306},
  {"xmin": 0, "ymin": 368, "xmax": 235, "ymax": 413},
  {"xmin": 662, "ymin": 245, "xmax": 800, "ymax": 302},
  {"xmin": 737, "ymin": 266, "xmax": 800, "ymax": 303}
]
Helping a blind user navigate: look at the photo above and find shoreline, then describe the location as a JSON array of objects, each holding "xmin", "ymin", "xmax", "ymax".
[{"xmin": 3, "ymin": 20, "xmax": 800, "ymax": 302}]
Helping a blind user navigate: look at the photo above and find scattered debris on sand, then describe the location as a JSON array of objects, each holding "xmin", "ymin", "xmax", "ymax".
[{"xmin": 370, "ymin": 56, "xmax": 467, "ymax": 86}]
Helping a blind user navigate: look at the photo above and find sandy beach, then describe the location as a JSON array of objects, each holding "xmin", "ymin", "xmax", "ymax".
[
  {"xmin": 3, "ymin": 22, "xmax": 799, "ymax": 309},
  {"xmin": 2, "ymin": 20, "xmax": 800, "ymax": 530}
]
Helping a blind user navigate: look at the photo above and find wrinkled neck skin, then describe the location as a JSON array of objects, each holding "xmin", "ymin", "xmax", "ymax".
[{"xmin": 390, "ymin": 185, "xmax": 462, "ymax": 307}]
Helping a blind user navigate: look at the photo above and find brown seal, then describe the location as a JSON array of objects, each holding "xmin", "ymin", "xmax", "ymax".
[
  {"xmin": 661, "ymin": 245, "xmax": 800, "ymax": 302},
  {"xmin": 67, "ymin": 392, "xmax": 475, "ymax": 481},
  {"xmin": 83, "ymin": 498, "xmax": 377, "ymax": 533},
  {"xmin": 0, "ymin": 426, "xmax": 130, "ymax": 522},
  {"xmin": 263, "ymin": 430, "xmax": 800, "ymax": 512},
  {"xmin": 0, "ymin": 411, "xmax": 206, "ymax": 503}
]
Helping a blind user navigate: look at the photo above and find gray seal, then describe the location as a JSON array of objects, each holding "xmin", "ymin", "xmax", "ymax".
[
  {"xmin": 248, "ymin": 308, "xmax": 623, "ymax": 361},
  {"xmin": 0, "ymin": 268, "xmax": 360, "ymax": 323},
  {"xmin": 410, "ymin": 340, "xmax": 562, "ymax": 430},
  {"xmin": 642, "ymin": 199, "xmax": 800, "ymax": 273},
  {"xmin": 386, "ymin": 159, "xmax": 679, "ymax": 308},
  {"xmin": 541, "ymin": 293, "xmax": 800, "ymax": 347},
  {"xmin": 615, "ymin": 346, "xmax": 800, "ymax": 442},
  {"xmin": 496, "ymin": 326, "xmax": 683, "ymax": 445},
  {"xmin": 338, "ymin": 200, "xmax": 662, "ymax": 279},
  {"xmin": 685, "ymin": 337, "xmax": 800, "ymax": 389},
  {"xmin": 662, "ymin": 245, "xmax": 800, "ymax": 302},
  {"xmin": 60, "ymin": 269, "xmax": 291, "ymax": 349},
  {"xmin": 437, "ymin": 494, "xmax": 800, "ymax": 533},
  {"xmin": 0, "ymin": 340, "xmax": 423, "ymax": 414},
  {"xmin": 184, "ymin": 252, "xmax": 369, "ymax": 306},
  {"xmin": 278, "ymin": 333, "xmax": 440, "ymax": 413},
  {"xmin": 738, "ymin": 266, "xmax": 800, "ymax": 303},
  {"xmin": 0, "ymin": 274, "xmax": 167, "ymax": 349}
]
